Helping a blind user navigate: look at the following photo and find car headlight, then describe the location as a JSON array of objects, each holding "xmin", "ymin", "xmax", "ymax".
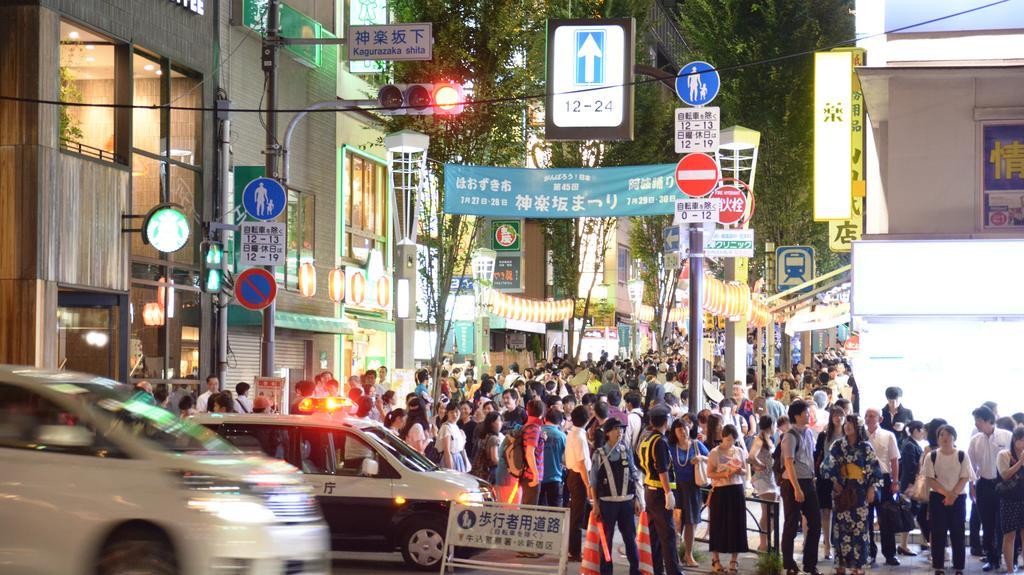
[
  {"xmin": 187, "ymin": 497, "xmax": 276, "ymax": 524},
  {"xmin": 456, "ymin": 490, "xmax": 487, "ymax": 505}
]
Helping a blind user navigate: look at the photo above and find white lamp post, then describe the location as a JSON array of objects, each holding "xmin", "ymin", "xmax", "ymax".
[
  {"xmin": 385, "ymin": 130, "xmax": 429, "ymax": 370},
  {"xmin": 471, "ymin": 248, "xmax": 497, "ymax": 373},
  {"xmin": 717, "ymin": 126, "xmax": 761, "ymax": 391},
  {"xmin": 628, "ymin": 278, "xmax": 644, "ymax": 359}
]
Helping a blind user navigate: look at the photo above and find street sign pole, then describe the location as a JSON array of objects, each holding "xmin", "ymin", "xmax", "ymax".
[
  {"xmin": 687, "ymin": 224, "xmax": 704, "ymax": 416},
  {"xmin": 261, "ymin": 0, "xmax": 281, "ymax": 378}
]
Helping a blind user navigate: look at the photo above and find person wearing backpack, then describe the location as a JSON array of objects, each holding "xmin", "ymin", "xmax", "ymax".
[
  {"xmin": 589, "ymin": 418, "xmax": 643, "ymax": 575},
  {"xmin": 780, "ymin": 399, "xmax": 822, "ymax": 575},
  {"xmin": 517, "ymin": 399, "xmax": 547, "ymax": 506},
  {"xmin": 922, "ymin": 424, "xmax": 974, "ymax": 575}
]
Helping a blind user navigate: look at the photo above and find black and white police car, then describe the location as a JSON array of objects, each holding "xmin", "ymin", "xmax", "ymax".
[{"xmin": 193, "ymin": 402, "xmax": 493, "ymax": 570}]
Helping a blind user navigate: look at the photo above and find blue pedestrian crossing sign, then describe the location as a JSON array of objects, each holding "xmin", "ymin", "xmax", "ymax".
[
  {"xmin": 775, "ymin": 246, "xmax": 815, "ymax": 293},
  {"xmin": 675, "ymin": 60, "xmax": 720, "ymax": 107},
  {"xmin": 575, "ymin": 30, "xmax": 605, "ymax": 85},
  {"xmin": 242, "ymin": 177, "xmax": 286, "ymax": 221}
]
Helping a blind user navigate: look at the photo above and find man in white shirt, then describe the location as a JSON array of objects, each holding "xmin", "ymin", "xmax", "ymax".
[
  {"xmin": 967, "ymin": 405, "xmax": 1012, "ymax": 571},
  {"xmin": 195, "ymin": 375, "xmax": 219, "ymax": 413},
  {"xmin": 564, "ymin": 405, "xmax": 592, "ymax": 562},
  {"xmin": 233, "ymin": 382, "xmax": 252, "ymax": 413},
  {"xmin": 866, "ymin": 408, "xmax": 902, "ymax": 566},
  {"xmin": 624, "ymin": 392, "xmax": 645, "ymax": 453}
]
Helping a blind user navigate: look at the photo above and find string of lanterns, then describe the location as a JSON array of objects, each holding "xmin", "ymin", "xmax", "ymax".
[
  {"xmin": 484, "ymin": 289, "xmax": 574, "ymax": 323},
  {"xmin": 632, "ymin": 274, "xmax": 773, "ymax": 329}
]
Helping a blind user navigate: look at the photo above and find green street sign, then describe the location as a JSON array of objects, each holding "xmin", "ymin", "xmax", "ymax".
[{"xmin": 491, "ymin": 220, "xmax": 521, "ymax": 251}]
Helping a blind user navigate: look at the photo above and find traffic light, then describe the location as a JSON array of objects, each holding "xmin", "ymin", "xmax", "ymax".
[
  {"xmin": 377, "ymin": 82, "xmax": 464, "ymax": 116},
  {"xmin": 203, "ymin": 242, "xmax": 223, "ymax": 293}
]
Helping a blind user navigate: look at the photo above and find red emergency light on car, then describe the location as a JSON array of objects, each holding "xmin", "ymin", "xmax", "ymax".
[{"xmin": 295, "ymin": 396, "xmax": 352, "ymax": 415}]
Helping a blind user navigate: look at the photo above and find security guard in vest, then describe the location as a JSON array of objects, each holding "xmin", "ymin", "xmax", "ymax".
[
  {"xmin": 588, "ymin": 418, "xmax": 643, "ymax": 575},
  {"xmin": 639, "ymin": 407, "xmax": 685, "ymax": 575}
]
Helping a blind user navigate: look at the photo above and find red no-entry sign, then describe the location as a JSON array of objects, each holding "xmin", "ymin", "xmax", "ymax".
[
  {"xmin": 235, "ymin": 268, "xmax": 278, "ymax": 311},
  {"xmin": 675, "ymin": 153, "xmax": 720, "ymax": 198}
]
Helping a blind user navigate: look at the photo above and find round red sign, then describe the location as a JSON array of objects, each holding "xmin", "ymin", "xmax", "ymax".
[
  {"xmin": 674, "ymin": 153, "xmax": 720, "ymax": 198},
  {"xmin": 494, "ymin": 223, "xmax": 518, "ymax": 248},
  {"xmin": 711, "ymin": 185, "xmax": 747, "ymax": 225}
]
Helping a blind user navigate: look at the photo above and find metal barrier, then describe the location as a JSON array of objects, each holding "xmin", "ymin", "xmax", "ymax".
[
  {"xmin": 61, "ymin": 138, "xmax": 124, "ymax": 164},
  {"xmin": 694, "ymin": 488, "xmax": 781, "ymax": 553}
]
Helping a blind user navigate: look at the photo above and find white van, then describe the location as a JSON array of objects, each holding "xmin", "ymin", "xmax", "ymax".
[
  {"xmin": 194, "ymin": 409, "xmax": 494, "ymax": 571},
  {"xmin": 0, "ymin": 366, "xmax": 330, "ymax": 575}
]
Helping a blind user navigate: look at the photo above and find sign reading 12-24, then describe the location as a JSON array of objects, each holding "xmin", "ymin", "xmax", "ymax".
[{"xmin": 545, "ymin": 18, "xmax": 635, "ymax": 142}]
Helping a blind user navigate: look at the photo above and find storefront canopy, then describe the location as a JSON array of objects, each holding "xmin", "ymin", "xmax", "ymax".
[{"xmin": 228, "ymin": 306, "xmax": 355, "ymax": 335}]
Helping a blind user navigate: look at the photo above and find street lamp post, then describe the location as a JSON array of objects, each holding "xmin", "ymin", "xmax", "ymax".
[
  {"xmin": 471, "ymin": 248, "xmax": 497, "ymax": 376},
  {"xmin": 628, "ymin": 278, "xmax": 644, "ymax": 359},
  {"xmin": 385, "ymin": 130, "xmax": 430, "ymax": 370},
  {"xmin": 717, "ymin": 126, "xmax": 761, "ymax": 394}
]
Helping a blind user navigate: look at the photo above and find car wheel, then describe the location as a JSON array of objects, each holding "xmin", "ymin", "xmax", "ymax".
[
  {"xmin": 97, "ymin": 536, "xmax": 178, "ymax": 575},
  {"xmin": 399, "ymin": 517, "xmax": 447, "ymax": 571}
]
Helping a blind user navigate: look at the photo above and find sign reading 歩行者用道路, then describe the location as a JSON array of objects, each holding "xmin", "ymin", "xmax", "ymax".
[
  {"xmin": 443, "ymin": 502, "xmax": 569, "ymax": 563},
  {"xmin": 444, "ymin": 162, "xmax": 680, "ymax": 218}
]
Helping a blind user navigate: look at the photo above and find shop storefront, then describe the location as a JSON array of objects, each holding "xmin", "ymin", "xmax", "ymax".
[{"xmin": 0, "ymin": 1, "xmax": 215, "ymax": 383}]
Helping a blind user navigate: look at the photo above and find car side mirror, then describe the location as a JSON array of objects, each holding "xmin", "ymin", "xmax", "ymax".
[
  {"xmin": 36, "ymin": 425, "xmax": 94, "ymax": 448},
  {"xmin": 360, "ymin": 458, "xmax": 379, "ymax": 477}
]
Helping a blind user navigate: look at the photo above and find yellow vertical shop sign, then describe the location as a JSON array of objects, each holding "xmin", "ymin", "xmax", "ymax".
[
  {"xmin": 829, "ymin": 48, "xmax": 866, "ymax": 252},
  {"xmin": 814, "ymin": 51, "xmax": 854, "ymax": 221}
]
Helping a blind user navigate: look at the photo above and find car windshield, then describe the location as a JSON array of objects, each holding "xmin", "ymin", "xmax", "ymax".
[
  {"xmin": 48, "ymin": 379, "xmax": 237, "ymax": 454},
  {"xmin": 363, "ymin": 426, "xmax": 438, "ymax": 472}
]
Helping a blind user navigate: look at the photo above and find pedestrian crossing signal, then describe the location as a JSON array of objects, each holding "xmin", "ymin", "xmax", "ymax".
[
  {"xmin": 203, "ymin": 242, "xmax": 223, "ymax": 293},
  {"xmin": 377, "ymin": 82, "xmax": 464, "ymax": 116}
]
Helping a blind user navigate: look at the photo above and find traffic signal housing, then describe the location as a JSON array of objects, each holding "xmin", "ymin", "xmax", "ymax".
[
  {"xmin": 203, "ymin": 241, "xmax": 224, "ymax": 293},
  {"xmin": 377, "ymin": 82, "xmax": 464, "ymax": 116}
]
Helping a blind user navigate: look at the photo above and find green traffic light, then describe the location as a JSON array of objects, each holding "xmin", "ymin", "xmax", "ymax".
[
  {"xmin": 206, "ymin": 243, "xmax": 223, "ymax": 265},
  {"xmin": 205, "ymin": 269, "xmax": 222, "ymax": 293}
]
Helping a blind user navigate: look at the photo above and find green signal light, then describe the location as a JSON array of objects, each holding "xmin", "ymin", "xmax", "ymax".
[
  {"xmin": 205, "ymin": 269, "xmax": 222, "ymax": 293},
  {"xmin": 206, "ymin": 243, "xmax": 223, "ymax": 265},
  {"xmin": 143, "ymin": 205, "xmax": 190, "ymax": 253}
]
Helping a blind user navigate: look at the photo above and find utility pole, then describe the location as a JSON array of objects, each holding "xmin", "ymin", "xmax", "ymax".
[
  {"xmin": 260, "ymin": 0, "xmax": 281, "ymax": 378},
  {"xmin": 687, "ymin": 225, "xmax": 704, "ymax": 415}
]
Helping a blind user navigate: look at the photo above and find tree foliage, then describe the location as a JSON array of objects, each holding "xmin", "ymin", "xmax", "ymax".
[{"xmin": 677, "ymin": 0, "xmax": 855, "ymax": 278}]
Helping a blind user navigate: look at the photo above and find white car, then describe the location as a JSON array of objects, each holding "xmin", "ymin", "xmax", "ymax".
[
  {"xmin": 0, "ymin": 366, "xmax": 330, "ymax": 575},
  {"xmin": 194, "ymin": 407, "xmax": 494, "ymax": 570}
]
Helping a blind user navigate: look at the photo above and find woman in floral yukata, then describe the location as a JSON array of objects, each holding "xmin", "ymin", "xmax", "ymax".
[{"xmin": 822, "ymin": 414, "xmax": 883, "ymax": 575}]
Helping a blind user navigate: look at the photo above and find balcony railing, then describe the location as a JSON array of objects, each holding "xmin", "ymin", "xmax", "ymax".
[
  {"xmin": 61, "ymin": 138, "xmax": 124, "ymax": 164},
  {"xmin": 646, "ymin": 0, "xmax": 689, "ymax": 72}
]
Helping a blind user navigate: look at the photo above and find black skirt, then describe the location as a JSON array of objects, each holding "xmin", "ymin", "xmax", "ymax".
[
  {"xmin": 709, "ymin": 484, "xmax": 749, "ymax": 553},
  {"xmin": 675, "ymin": 480, "xmax": 705, "ymax": 526}
]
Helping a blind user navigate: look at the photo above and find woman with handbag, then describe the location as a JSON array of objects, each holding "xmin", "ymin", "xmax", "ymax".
[
  {"xmin": 749, "ymin": 415, "xmax": 780, "ymax": 552},
  {"xmin": 707, "ymin": 424, "xmax": 749, "ymax": 574},
  {"xmin": 670, "ymin": 417, "xmax": 709, "ymax": 568},
  {"xmin": 921, "ymin": 424, "xmax": 974, "ymax": 575},
  {"xmin": 821, "ymin": 414, "xmax": 883, "ymax": 575},
  {"xmin": 997, "ymin": 426, "xmax": 1024, "ymax": 573}
]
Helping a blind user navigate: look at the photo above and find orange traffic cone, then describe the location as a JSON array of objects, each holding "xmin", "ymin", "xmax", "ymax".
[
  {"xmin": 581, "ymin": 511, "xmax": 605, "ymax": 575},
  {"xmin": 637, "ymin": 511, "xmax": 655, "ymax": 575}
]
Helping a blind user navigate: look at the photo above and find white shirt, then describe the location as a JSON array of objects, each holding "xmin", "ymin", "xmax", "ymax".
[
  {"xmin": 196, "ymin": 390, "xmax": 214, "ymax": 413},
  {"xmin": 997, "ymin": 450, "xmax": 1022, "ymax": 480},
  {"xmin": 968, "ymin": 429, "xmax": 1013, "ymax": 480},
  {"xmin": 625, "ymin": 408, "xmax": 644, "ymax": 451},
  {"xmin": 869, "ymin": 427, "xmax": 900, "ymax": 474},
  {"xmin": 922, "ymin": 448, "xmax": 975, "ymax": 494},
  {"xmin": 565, "ymin": 425, "xmax": 592, "ymax": 475},
  {"xmin": 437, "ymin": 421, "xmax": 466, "ymax": 454},
  {"xmin": 234, "ymin": 395, "xmax": 252, "ymax": 413}
]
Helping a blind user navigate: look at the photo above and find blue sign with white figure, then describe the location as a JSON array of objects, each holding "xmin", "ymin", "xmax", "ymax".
[
  {"xmin": 443, "ymin": 162, "xmax": 682, "ymax": 218},
  {"xmin": 775, "ymin": 246, "xmax": 815, "ymax": 293},
  {"xmin": 675, "ymin": 60, "xmax": 720, "ymax": 107},
  {"xmin": 575, "ymin": 30, "xmax": 605, "ymax": 85},
  {"xmin": 242, "ymin": 177, "xmax": 286, "ymax": 221}
]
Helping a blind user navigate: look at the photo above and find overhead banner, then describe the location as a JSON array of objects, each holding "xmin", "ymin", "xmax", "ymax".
[{"xmin": 444, "ymin": 162, "xmax": 679, "ymax": 218}]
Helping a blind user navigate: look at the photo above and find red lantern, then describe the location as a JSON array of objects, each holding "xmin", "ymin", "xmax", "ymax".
[
  {"xmin": 328, "ymin": 268, "xmax": 345, "ymax": 303},
  {"xmin": 298, "ymin": 262, "xmax": 317, "ymax": 297},
  {"xmin": 377, "ymin": 277, "xmax": 391, "ymax": 308}
]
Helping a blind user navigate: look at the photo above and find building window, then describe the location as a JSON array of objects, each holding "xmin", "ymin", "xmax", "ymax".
[
  {"xmin": 617, "ymin": 245, "xmax": 630, "ymax": 283},
  {"xmin": 286, "ymin": 190, "xmax": 316, "ymax": 291},
  {"xmin": 344, "ymin": 152, "xmax": 387, "ymax": 261},
  {"xmin": 59, "ymin": 20, "xmax": 121, "ymax": 163},
  {"xmin": 129, "ymin": 276, "xmax": 202, "ymax": 382}
]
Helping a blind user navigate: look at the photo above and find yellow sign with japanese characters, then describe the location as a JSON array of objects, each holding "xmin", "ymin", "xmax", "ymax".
[
  {"xmin": 828, "ymin": 48, "xmax": 865, "ymax": 251},
  {"xmin": 829, "ymin": 197, "xmax": 863, "ymax": 252}
]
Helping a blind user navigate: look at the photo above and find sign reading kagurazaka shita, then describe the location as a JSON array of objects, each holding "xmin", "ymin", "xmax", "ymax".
[{"xmin": 169, "ymin": 0, "xmax": 205, "ymax": 15}]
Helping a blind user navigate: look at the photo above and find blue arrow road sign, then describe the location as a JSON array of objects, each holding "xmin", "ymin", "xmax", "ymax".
[
  {"xmin": 242, "ymin": 177, "xmax": 286, "ymax": 221},
  {"xmin": 575, "ymin": 29, "xmax": 605, "ymax": 85},
  {"xmin": 663, "ymin": 225, "xmax": 681, "ymax": 253},
  {"xmin": 775, "ymin": 246, "xmax": 815, "ymax": 293},
  {"xmin": 676, "ymin": 60, "xmax": 720, "ymax": 106}
]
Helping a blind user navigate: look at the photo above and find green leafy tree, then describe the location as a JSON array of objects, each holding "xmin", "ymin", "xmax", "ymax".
[
  {"xmin": 677, "ymin": 0, "xmax": 855, "ymax": 280},
  {"xmin": 382, "ymin": 0, "xmax": 545, "ymax": 378}
]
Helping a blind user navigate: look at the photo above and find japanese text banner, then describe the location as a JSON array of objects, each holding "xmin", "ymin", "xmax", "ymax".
[{"xmin": 444, "ymin": 163, "xmax": 681, "ymax": 218}]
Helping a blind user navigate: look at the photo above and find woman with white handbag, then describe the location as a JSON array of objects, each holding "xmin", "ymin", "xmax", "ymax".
[
  {"xmin": 750, "ymin": 415, "xmax": 781, "ymax": 552},
  {"xmin": 670, "ymin": 417, "xmax": 710, "ymax": 568}
]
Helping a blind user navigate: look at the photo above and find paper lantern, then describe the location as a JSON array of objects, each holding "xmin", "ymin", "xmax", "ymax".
[
  {"xmin": 328, "ymin": 268, "xmax": 346, "ymax": 303},
  {"xmin": 349, "ymin": 271, "xmax": 365, "ymax": 305},
  {"xmin": 377, "ymin": 276, "xmax": 391, "ymax": 308},
  {"xmin": 142, "ymin": 302, "xmax": 164, "ymax": 326},
  {"xmin": 298, "ymin": 262, "xmax": 317, "ymax": 297}
]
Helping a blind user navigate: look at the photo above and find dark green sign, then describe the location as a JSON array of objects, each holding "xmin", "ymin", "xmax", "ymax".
[{"xmin": 491, "ymin": 220, "xmax": 521, "ymax": 251}]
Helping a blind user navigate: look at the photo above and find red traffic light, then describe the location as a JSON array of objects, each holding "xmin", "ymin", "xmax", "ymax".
[
  {"xmin": 432, "ymin": 83, "xmax": 463, "ymax": 114},
  {"xmin": 375, "ymin": 83, "xmax": 465, "ymax": 116}
]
